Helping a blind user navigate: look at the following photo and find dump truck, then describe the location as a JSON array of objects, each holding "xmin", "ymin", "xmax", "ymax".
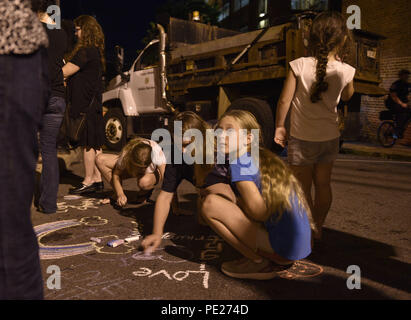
[{"xmin": 102, "ymin": 13, "xmax": 386, "ymax": 151}]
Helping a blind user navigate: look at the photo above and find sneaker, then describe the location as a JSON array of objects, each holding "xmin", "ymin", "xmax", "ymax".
[{"xmin": 221, "ymin": 257, "xmax": 277, "ymax": 280}]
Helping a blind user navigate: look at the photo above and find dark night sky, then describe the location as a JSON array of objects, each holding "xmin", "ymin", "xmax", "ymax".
[{"xmin": 61, "ymin": 0, "xmax": 169, "ymax": 70}]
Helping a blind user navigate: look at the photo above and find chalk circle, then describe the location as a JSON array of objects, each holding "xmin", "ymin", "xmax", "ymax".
[
  {"xmin": 79, "ymin": 216, "xmax": 108, "ymax": 226},
  {"xmin": 132, "ymin": 251, "xmax": 160, "ymax": 261},
  {"xmin": 131, "ymin": 245, "xmax": 194, "ymax": 264},
  {"xmin": 277, "ymin": 261, "xmax": 323, "ymax": 279}
]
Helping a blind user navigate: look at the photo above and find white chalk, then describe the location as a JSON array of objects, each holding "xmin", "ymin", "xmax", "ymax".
[
  {"xmin": 144, "ymin": 248, "xmax": 154, "ymax": 256},
  {"xmin": 125, "ymin": 235, "xmax": 140, "ymax": 243},
  {"xmin": 64, "ymin": 195, "xmax": 83, "ymax": 200},
  {"xmin": 107, "ymin": 239, "xmax": 124, "ymax": 248},
  {"xmin": 90, "ymin": 237, "xmax": 102, "ymax": 243}
]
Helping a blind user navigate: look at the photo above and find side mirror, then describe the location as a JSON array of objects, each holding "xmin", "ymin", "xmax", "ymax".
[{"xmin": 115, "ymin": 45, "xmax": 124, "ymax": 75}]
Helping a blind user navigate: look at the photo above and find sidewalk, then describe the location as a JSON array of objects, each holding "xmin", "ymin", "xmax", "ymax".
[{"xmin": 341, "ymin": 141, "xmax": 411, "ymax": 161}]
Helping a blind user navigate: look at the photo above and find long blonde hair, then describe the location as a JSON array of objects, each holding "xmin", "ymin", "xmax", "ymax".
[
  {"xmin": 120, "ymin": 137, "xmax": 152, "ymax": 177},
  {"xmin": 219, "ymin": 110, "xmax": 311, "ymax": 222}
]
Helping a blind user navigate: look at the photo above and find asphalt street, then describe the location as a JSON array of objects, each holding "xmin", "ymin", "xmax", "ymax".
[{"xmin": 31, "ymin": 152, "xmax": 411, "ymax": 300}]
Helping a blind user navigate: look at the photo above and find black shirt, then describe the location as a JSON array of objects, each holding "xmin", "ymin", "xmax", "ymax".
[
  {"xmin": 389, "ymin": 80, "xmax": 410, "ymax": 104},
  {"xmin": 161, "ymin": 145, "xmax": 195, "ymax": 193},
  {"xmin": 42, "ymin": 22, "xmax": 67, "ymax": 98},
  {"xmin": 68, "ymin": 47, "xmax": 103, "ymax": 117}
]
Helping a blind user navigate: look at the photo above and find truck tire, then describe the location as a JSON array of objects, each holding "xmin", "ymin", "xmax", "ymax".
[
  {"xmin": 104, "ymin": 107, "xmax": 127, "ymax": 151},
  {"xmin": 227, "ymin": 97, "xmax": 274, "ymax": 149}
]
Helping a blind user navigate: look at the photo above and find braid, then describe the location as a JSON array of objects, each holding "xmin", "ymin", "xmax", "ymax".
[{"xmin": 310, "ymin": 47, "xmax": 329, "ymax": 103}]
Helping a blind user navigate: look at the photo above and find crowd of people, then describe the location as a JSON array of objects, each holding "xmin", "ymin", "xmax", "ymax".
[{"xmin": 1, "ymin": 1, "xmax": 361, "ymax": 299}]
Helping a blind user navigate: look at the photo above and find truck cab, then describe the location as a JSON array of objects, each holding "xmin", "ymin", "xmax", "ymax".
[{"xmin": 102, "ymin": 38, "xmax": 170, "ymax": 150}]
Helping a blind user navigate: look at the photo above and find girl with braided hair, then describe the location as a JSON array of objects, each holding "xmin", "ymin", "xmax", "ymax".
[{"xmin": 274, "ymin": 11, "xmax": 356, "ymax": 242}]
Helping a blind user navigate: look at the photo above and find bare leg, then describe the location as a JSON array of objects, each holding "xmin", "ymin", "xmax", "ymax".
[
  {"xmin": 95, "ymin": 153, "xmax": 119, "ymax": 184},
  {"xmin": 82, "ymin": 148, "xmax": 102, "ymax": 185},
  {"xmin": 137, "ymin": 173, "xmax": 157, "ymax": 191},
  {"xmin": 289, "ymin": 165, "xmax": 318, "ymax": 237},
  {"xmin": 201, "ymin": 194, "xmax": 263, "ymax": 262},
  {"xmin": 196, "ymin": 183, "xmax": 237, "ymax": 223},
  {"xmin": 312, "ymin": 162, "xmax": 334, "ymax": 238},
  {"xmin": 200, "ymin": 183, "xmax": 237, "ymax": 204},
  {"xmin": 92, "ymin": 149, "xmax": 103, "ymax": 182}
]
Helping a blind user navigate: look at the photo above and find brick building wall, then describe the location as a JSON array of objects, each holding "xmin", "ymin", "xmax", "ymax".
[{"xmin": 342, "ymin": 0, "xmax": 411, "ymax": 145}]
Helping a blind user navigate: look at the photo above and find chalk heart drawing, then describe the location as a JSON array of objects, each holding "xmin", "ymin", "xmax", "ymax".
[
  {"xmin": 34, "ymin": 216, "xmax": 139, "ymax": 260},
  {"xmin": 277, "ymin": 261, "xmax": 323, "ymax": 279}
]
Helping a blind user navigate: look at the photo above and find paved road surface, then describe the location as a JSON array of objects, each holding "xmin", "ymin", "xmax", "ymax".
[{"xmin": 31, "ymin": 153, "xmax": 411, "ymax": 300}]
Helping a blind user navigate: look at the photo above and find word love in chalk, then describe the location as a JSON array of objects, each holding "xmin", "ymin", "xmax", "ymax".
[{"xmin": 132, "ymin": 264, "xmax": 210, "ymax": 289}]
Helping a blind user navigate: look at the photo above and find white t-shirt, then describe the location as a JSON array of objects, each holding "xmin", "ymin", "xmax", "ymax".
[
  {"xmin": 289, "ymin": 57, "xmax": 356, "ymax": 142},
  {"xmin": 116, "ymin": 139, "xmax": 166, "ymax": 174}
]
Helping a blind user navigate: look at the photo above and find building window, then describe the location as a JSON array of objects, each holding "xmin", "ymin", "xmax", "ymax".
[
  {"xmin": 258, "ymin": 18, "xmax": 269, "ymax": 29},
  {"xmin": 218, "ymin": 2, "xmax": 230, "ymax": 22},
  {"xmin": 291, "ymin": 0, "xmax": 328, "ymax": 11},
  {"xmin": 258, "ymin": 0, "xmax": 268, "ymax": 18},
  {"xmin": 234, "ymin": 0, "xmax": 249, "ymax": 12}
]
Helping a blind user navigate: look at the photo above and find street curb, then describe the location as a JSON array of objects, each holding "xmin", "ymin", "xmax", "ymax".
[{"xmin": 341, "ymin": 144, "xmax": 411, "ymax": 162}]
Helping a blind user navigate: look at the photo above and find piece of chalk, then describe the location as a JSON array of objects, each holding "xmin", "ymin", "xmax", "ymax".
[
  {"xmin": 64, "ymin": 195, "xmax": 82, "ymax": 200},
  {"xmin": 144, "ymin": 248, "xmax": 154, "ymax": 256},
  {"xmin": 125, "ymin": 235, "xmax": 140, "ymax": 243},
  {"xmin": 90, "ymin": 237, "xmax": 101, "ymax": 243},
  {"xmin": 107, "ymin": 239, "xmax": 124, "ymax": 248}
]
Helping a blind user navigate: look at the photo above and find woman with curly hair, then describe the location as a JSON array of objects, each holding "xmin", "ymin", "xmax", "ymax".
[
  {"xmin": 274, "ymin": 11, "xmax": 356, "ymax": 241},
  {"xmin": 63, "ymin": 15, "xmax": 106, "ymax": 194}
]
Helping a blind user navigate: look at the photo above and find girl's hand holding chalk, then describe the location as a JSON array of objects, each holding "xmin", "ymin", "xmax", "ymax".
[
  {"xmin": 141, "ymin": 234, "xmax": 162, "ymax": 254},
  {"xmin": 117, "ymin": 194, "xmax": 127, "ymax": 207}
]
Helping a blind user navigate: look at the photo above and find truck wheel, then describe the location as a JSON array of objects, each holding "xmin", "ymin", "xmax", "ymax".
[
  {"xmin": 227, "ymin": 98, "xmax": 274, "ymax": 149},
  {"xmin": 104, "ymin": 108, "xmax": 127, "ymax": 151}
]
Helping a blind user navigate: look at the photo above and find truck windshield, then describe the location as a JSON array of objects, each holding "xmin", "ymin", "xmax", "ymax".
[{"xmin": 134, "ymin": 42, "xmax": 159, "ymax": 71}]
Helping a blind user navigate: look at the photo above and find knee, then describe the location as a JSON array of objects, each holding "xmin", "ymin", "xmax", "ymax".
[
  {"xmin": 200, "ymin": 194, "xmax": 219, "ymax": 220},
  {"xmin": 95, "ymin": 153, "xmax": 104, "ymax": 168},
  {"xmin": 138, "ymin": 175, "xmax": 154, "ymax": 191}
]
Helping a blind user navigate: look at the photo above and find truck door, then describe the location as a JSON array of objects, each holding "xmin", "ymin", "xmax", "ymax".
[{"xmin": 129, "ymin": 41, "xmax": 163, "ymax": 114}]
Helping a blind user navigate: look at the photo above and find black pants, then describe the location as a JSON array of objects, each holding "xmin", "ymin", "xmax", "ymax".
[
  {"xmin": 392, "ymin": 105, "xmax": 410, "ymax": 137},
  {"xmin": 0, "ymin": 49, "xmax": 49, "ymax": 299}
]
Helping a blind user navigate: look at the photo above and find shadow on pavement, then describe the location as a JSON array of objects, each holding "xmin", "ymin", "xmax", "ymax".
[
  {"xmin": 308, "ymin": 227, "xmax": 411, "ymax": 295},
  {"xmin": 110, "ymin": 194, "xmax": 409, "ymax": 299}
]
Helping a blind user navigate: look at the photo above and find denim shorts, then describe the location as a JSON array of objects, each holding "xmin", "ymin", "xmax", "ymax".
[{"xmin": 288, "ymin": 136, "xmax": 339, "ymax": 166}]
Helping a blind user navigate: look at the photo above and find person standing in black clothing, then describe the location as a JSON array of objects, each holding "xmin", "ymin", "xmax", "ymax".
[
  {"xmin": 0, "ymin": 0, "xmax": 49, "ymax": 300},
  {"xmin": 63, "ymin": 15, "xmax": 105, "ymax": 194},
  {"xmin": 386, "ymin": 69, "xmax": 410, "ymax": 138},
  {"xmin": 32, "ymin": 0, "xmax": 67, "ymax": 213}
]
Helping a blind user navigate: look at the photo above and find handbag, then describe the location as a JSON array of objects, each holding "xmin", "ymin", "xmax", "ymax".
[{"xmin": 60, "ymin": 95, "xmax": 95, "ymax": 143}]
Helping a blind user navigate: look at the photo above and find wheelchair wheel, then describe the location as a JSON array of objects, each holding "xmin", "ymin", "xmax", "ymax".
[{"xmin": 377, "ymin": 121, "xmax": 396, "ymax": 148}]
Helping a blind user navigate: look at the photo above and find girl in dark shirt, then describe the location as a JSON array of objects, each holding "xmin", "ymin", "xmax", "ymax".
[
  {"xmin": 63, "ymin": 15, "xmax": 106, "ymax": 194},
  {"xmin": 141, "ymin": 112, "xmax": 213, "ymax": 253}
]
